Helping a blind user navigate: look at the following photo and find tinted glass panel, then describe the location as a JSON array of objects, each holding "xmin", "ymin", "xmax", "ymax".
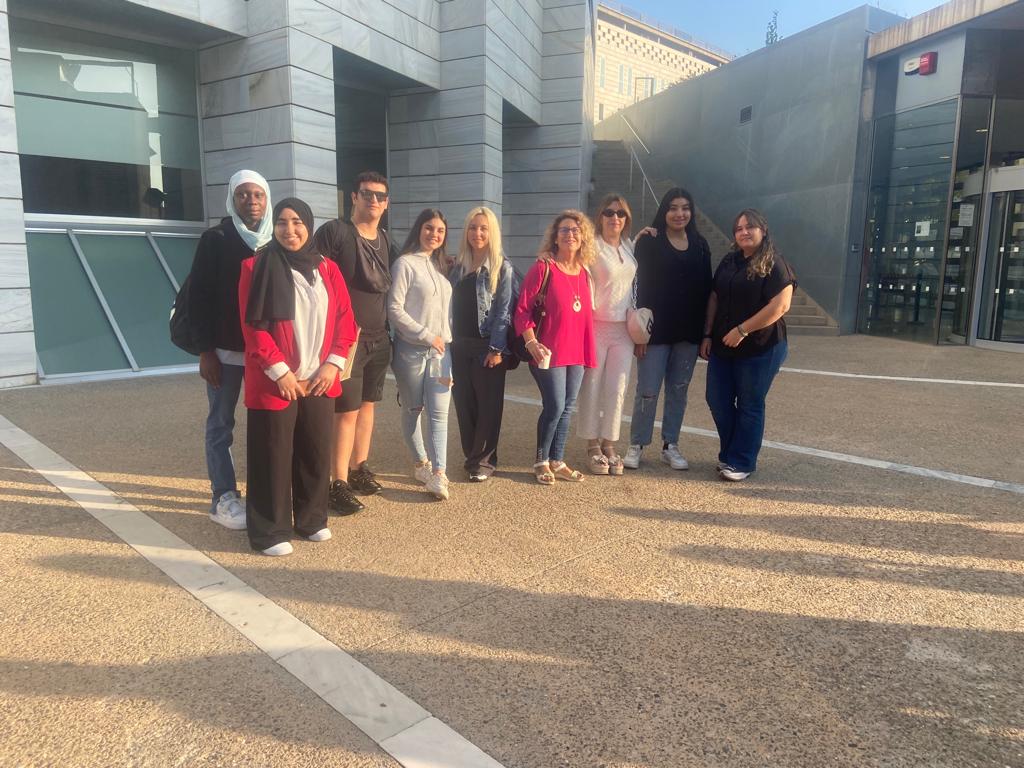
[
  {"xmin": 11, "ymin": 19, "xmax": 203, "ymax": 220},
  {"xmin": 153, "ymin": 235, "xmax": 200, "ymax": 286},
  {"xmin": 76, "ymin": 234, "xmax": 192, "ymax": 367},
  {"xmin": 978, "ymin": 190, "xmax": 1024, "ymax": 343},
  {"xmin": 25, "ymin": 232, "xmax": 130, "ymax": 375},
  {"xmin": 336, "ymin": 82, "xmax": 387, "ymax": 222}
]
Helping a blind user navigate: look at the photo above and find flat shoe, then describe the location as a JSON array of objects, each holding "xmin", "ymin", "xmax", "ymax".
[
  {"xmin": 534, "ymin": 461, "xmax": 555, "ymax": 485},
  {"xmin": 551, "ymin": 462, "xmax": 584, "ymax": 482}
]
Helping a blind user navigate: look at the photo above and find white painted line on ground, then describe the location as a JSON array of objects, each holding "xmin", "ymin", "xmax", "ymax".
[
  {"xmin": 503, "ymin": 393, "xmax": 1024, "ymax": 496},
  {"xmin": 691, "ymin": 359, "xmax": 1024, "ymax": 388},
  {"xmin": 0, "ymin": 414, "xmax": 506, "ymax": 768}
]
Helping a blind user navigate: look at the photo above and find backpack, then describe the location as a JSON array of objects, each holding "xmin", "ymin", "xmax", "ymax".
[{"xmin": 169, "ymin": 274, "xmax": 203, "ymax": 356}]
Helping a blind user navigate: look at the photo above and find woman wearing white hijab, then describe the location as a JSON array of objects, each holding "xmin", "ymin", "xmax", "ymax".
[{"xmin": 187, "ymin": 169, "xmax": 274, "ymax": 532}]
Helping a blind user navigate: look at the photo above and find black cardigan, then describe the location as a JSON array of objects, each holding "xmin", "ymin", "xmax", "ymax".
[
  {"xmin": 635, "ymin": 231, "xmax": 713, "ymax": 345},
  {"xmin": 186, "ymin": 218, "xmax": 255, "ymax": 353}
]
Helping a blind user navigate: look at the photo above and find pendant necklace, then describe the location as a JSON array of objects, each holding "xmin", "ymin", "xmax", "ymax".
[{"xmin": 572, "ymin": 268, "xmax": 582, "ymax": 313}]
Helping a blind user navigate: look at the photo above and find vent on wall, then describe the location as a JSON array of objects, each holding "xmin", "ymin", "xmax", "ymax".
[{"xmin": 740, "ymin": 105, "xmax": 753, "ymax": 124}]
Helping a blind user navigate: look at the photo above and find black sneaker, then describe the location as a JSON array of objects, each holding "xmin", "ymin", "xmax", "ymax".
[
  {"xmin": 348, "ymin": 463, "xmax": 383, "ymax": 495},
  {"xmin": 328, "ymin": 480, "xmax": 365, "ymax": 515}
]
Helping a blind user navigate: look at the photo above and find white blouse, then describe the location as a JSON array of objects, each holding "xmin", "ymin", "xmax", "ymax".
[
  {"xmin": 592, "ymin": 237, "xmax": 637, "ymax": 322},
  {"xmin": 265, "ymin": 268, "xmax": 346, "ymax": 382}
]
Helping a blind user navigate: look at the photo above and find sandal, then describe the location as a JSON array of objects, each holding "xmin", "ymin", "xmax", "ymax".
[
  {"xmin": 606, "ymin": 453, "xmax": 624, "ymax": 476},
  {"xmin": 550, "ymin": 461, "xmax": 585, "ymax": 482},
  {"xmin": 533, "ymin": 461, "xmax": 555, "ymax": 485},
  {"xmin": 587, "ymin": 448, "xmax": 610, "ymax": 475}
]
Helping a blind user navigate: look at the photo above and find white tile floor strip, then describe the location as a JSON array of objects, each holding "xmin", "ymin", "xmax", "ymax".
[
  {"xmin": 691, "ymin": 359, "xmax": 1023, "ymax": 388},
  {"xmin": 503, "ymin": 394, "xmax": 1024, "ymax": 496},
  {"xmin": 0, "ymin": 414, "xmax": 506, "ymax": 768}
]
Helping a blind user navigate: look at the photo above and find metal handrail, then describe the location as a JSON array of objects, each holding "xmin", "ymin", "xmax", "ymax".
[{"xmin": 619, "ymin": 114, "xmax": 650, "ymax": 154}]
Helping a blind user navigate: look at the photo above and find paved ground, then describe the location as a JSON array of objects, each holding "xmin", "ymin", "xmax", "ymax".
[{"xmin": 1, "ymin": 335, "xmax": 1022, "ymax": 767}]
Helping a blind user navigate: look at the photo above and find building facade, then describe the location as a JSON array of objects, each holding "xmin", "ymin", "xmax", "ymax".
[
  {"xmin": 1, "ymin": 0, "xmax": 596, "ymax": 386},
  {"xmin": 593, "ymin": 2, "xmax": 729, "ymax": 124},
  {"xmin": 596, "ymin": 0, "xmax": 1024, "ymax": 352}
]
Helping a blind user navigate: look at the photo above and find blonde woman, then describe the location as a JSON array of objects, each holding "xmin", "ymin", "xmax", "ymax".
[
  {"xmin": 514, "ymin": 210, "xmax": 597, "ymax": 485},
  {"xmin": 701, "ymin": 209, "xmax": 795, "ymax": 482},
  {"xmin": 576, "ymin": 193, "xmax": 640, "ymax": 475},
  {"xmin": 448, "ymin": 207, "xmax": 514, "ymax": 481}
]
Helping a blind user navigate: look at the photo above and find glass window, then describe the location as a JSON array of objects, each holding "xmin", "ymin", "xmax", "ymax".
[
  {"xmin": 939, "ymin": 97, "xmax": 991, "ymax": 342},
  {"xmin": 977, "ymin": 190, "xmax": 1024, "ymax": 343},
  {"xmin": 153, "ymin": 235, "xmax": 199, "ymax": 286},
  {"xmin": 11, "ymin": 19, "xmax": 203, "ymax": 220},
  {"xmin": 75, "ymin": 234, "xmax": 193, "ymax": 368},
  {"xmin": 859, "ymin": 99, "xmax": 958, "ymax": 341},
  {"xmin": 26, "ymin": 232, "xmax": 131, "ymax": 375},
  {"xmin": 989, "ymin": 97, "xmax": 1024, "ymax": 169},
  {"xmin": 598, "ymin": 57, "xmax": 605, "ymax": 88},
  {"xmin": 618, "ymin": 64, "xmax": 624, "ymax": 95},
  {"xmin": 335, "ymin": 83, "xmax": 388, "ymax": 222}
]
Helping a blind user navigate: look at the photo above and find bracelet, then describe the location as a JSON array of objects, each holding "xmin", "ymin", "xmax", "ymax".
[
  {"xmin": 736, "ymin": 324, "xmax": 749, "ymax": 338},
  {"xmin": 702, "ymin": 333, "xmax": 712, "ymax": 339},
  {"xmin": 525, "ymin": 338, "xmax": 539, "ymax": 347}
]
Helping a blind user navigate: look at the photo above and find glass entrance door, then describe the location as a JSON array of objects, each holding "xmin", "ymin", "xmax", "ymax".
[{"xmin": 977, "ymin": 189, "xmax": 1024, "ymax": 343}]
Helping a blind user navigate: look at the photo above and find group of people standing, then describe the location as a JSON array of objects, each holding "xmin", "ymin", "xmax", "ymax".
[{"xmin": 184, "ymin": 168, "xmax": 796, "ymax": 557}]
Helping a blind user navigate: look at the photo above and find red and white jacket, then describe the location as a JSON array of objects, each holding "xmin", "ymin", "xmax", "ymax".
[{"xmin": 238, "ymin": 255, "xmax": 359, "ymax": 410}]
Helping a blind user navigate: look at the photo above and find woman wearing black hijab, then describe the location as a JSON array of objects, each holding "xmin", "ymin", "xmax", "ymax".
[{"xmin": 238, "ymin": 198, "xmax": 358, "ymax": 556}]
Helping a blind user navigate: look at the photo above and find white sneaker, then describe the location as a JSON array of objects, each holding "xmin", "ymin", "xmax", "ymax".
[
  {"xmin": 210, "ymin": 491, "xmax": 246, "ymax": 530},
  {"xmin": 719, "ymin": 466, "xmax": 751, "ymax": 482},
  {"xmin": 413, "ymin": 461, "xmax": 432, "ymax": 485},
  {"xmin": 661, "ymin": 444, "xmax": 689, "ymax": 470},
  {"xmin": 306, "ymin": 528, "xmax": 331, "ymax": 542},
  {"xmin": 261, "ymin": 541, "xmax": 293, "ymax": 556},
  {"xmin": 426, "ymin": 472, "xmax": 450, "ymax": 500},
  {"xmin": 623, "ymin": 444, "xmax": 642, "ymax": 469}
]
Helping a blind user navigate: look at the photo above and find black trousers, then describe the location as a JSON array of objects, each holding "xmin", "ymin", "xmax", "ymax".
[
  {"xmin": 451, "ymin": 337, "xmax": 507, "ymax": 471},
  {"xmin": 246, "ymin": 395, "xmax": 333, "ymax": 551}
]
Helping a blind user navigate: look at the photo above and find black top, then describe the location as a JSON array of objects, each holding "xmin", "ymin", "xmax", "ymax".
[
  {"xmin": 186, "ymin": 217, "xmax": 255, "ymax": 353},
  {"xmin": 635, "ymin": 232, "xmax": 712, "ymax": 345},
  {"xmin": 710, "ymin": 250, "xmax": 798, "ymax": 359},
  {"xmin": 313, "ymin": 219, "xmax": 397, "ymax": 338},
  {"xmin": 452, "ymin": 272, "xmax": 481, "ymax": 340}
]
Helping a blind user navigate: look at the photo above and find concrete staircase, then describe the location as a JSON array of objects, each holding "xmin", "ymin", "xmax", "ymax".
[{"xmin": 591, "ymin": 139, "xmax": 838, "ymax": 335}]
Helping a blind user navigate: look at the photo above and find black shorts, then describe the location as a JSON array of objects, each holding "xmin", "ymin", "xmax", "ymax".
[{"xmin": 335, "ymin": 333, "xmax": 392, "ymax": 413}]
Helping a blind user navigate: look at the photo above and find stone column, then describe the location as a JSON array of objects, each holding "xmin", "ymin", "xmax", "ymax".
[
  {"xmin": 199, "ymin": 3, "xmax": 338, "ymax": 226},
  {"xmin": 0, "ymin": 2, "xmax": 33, "ymax": 388}
]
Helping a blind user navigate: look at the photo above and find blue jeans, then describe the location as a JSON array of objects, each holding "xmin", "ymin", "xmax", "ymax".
[
  {"xmin": 530, "ymin": 365, "xmax": 585, "ymax": 463},
  {"xmin": 705, "ymin": 341, "xmax": 788, "ymax": 473},
  {"xmin": 205, "ymin": 363, "xmax": 244, "ymax": 509},
  {"xmin": 629, "ymin": 341, "xmax": 698, "ymax": 447},
  {"xmin": 391, "ymin": 337, "xmax": 452, "ymax": 472}
]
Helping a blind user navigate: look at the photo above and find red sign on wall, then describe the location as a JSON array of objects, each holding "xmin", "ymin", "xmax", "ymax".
[{"xmin": 903, "ymin": 51, "xmax": 938, "ymax": 76}]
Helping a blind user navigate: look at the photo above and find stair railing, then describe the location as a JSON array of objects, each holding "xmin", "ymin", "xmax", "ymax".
[{"xmin": 619, "ymin": 114, "xmax": 659, "ymax": 223}]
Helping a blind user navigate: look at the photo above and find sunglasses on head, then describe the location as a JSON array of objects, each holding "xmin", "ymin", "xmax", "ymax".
[
  {"xmin": 601, "ymin": 209, "xmax": 628, "ymax": 219},
  {"xmin": 357, "ymin": 189, "xmax": 389, "ymax": 203}
]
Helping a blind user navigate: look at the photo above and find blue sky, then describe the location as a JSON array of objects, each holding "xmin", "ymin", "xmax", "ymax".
[{"xmin": 616, "ymin": 0, "xmax": 945, "ymax": 57}]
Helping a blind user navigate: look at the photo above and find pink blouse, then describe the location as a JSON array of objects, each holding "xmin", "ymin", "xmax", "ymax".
[{"xmin": 514, "ymin": 259, "xmax": 596, "ymax": 368}]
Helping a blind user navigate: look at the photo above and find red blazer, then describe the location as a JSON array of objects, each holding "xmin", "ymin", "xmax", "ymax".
[{"xmin": 238, "ymin": 255, "xmax": 359, "ymax": 410}]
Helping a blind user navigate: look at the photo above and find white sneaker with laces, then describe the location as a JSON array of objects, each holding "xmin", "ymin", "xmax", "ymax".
[
  {"xmin": 426, "ymin": 472, "xmax": 450, "ymax": 500},
  {"xmin": 306, "ymin": 528, "xmax": 332, "ymax": 542},
  {"xmin": 661, "ymin": 444, "xmax": 689, "ymax": 470},
  {"xmin": 413, "ymin": 462, "xmax": 432, "ymax": 485},
  {"xmin": 261, "ymin": 541, "xmax": 293, "ymax": 556},
  {"xmin": 210, "ymin": 491, "xmax": 247, "ymax": 530},
  {"xmin": 623, "ymin": 444, "xmax": 642, "ymax": 469},
  {"xmin": 719, "ymin": 466, "xmax": 751, "ymax": 481}
]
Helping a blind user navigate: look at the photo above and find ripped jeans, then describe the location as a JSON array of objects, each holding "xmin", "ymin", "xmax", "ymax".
[
  {"xmin": 629, "ymin": 341, "xmax": 698, "ymax": 448},
  {"xmin": 391, "ymin": 337, "xmax": 452, "ymax": 472}
]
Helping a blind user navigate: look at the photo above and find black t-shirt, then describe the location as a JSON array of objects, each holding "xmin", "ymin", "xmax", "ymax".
[
  {"xmin": 635, "ymin": 232, "xmax": 712, "ymax": 345},
  {"xmin": 710, "ymin": 251, "xmax": 798, "ymax": 359},
  {"xmin": 313, "ymin": 219, "xmax": 397, "ymax": 338},
  {"xmin": 452, "ymin": 272, "xmax": 481, "ymax": 339}
]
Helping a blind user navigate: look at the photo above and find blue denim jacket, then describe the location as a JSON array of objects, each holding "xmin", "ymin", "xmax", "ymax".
[{"xmin": 448, "ymin": 259, "xmax": 514, "ymax": 353}]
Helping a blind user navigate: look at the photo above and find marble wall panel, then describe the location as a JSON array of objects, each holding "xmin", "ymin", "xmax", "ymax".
[
  {"xmin": 201, "ymin": 67, "xmax": 290, "ymax": 117},
  {"xmin": 290, "ymin": 67, "xmax": 335, "ymax": 113},
  {"xmin": 441, "ymin": 56, "xmax": 487, "ymax": 90},
  {"xmin": 328, "ymin": 0, "xmax": 440, "ymax": 58},
  {"xmin": 287, "ymin": 28, "xmax": 335, "ymax": 78},
  {"xmin": 489, "ymin": 0, "xmax": 543, "ymax": 53},
  {"xmin": 483, "ymin": 28, "xmax": 541, "ymax": 92},
  {"xmin": 501, "ymin": 213, "xmax": 551, "ymax": 238},
  {"xmin": 502, "ymin": 168, "xmax": 581, "ymax": 194},
  {"xmin": 292, "ymin": 105, "xmax": 337, "ymax": 149},
  {"xmin": 390, "ymin": 86, "xmax": 500, "ymax": 124},
  {"xmin": 391, "ymin": 144, "xmax": 502, "ymax": 176},
  {"xmin": 391, "ymin": 172, "xmax": 502, "ymax": 205},
  {"xmin": 0, "ymin": 106, "xmax": 15, "ymax": 154},
  {"xmin": 541, "ymin": 99, "xmax": 583, "ymax": 126},
  {"xmin": 485, "ymin": 6, "xmax": 542, "ymax": 76},
  {"xmin": 0, "ymin": 13, "xmax": 9, "ymax": 61},
  {"xmin": 484, "ymin": 62, "xmax": 541, "ymax": 122},
  {"xmin": 0, "ymin": 151, "xmax": 20, "ymax": 199},
  {"xmin": 503, "ymin": 146, "xmax": 582, "ymax": 172},
  {"xmin": 293, "ymin": 143, "xmax": 336, "ymax": 185},
  {"xmin": 200, "ymin": 29, "xmax": 289, "ymax": 84},
  {"xmin": 0, "ymin": 59, "xmax": 12, "ymax": 108},
  {"xmin": 244, "ymin": 0, "xmax": 289, "ymax": 36},
  {"xmin": 207, "ymin": 179, "xmax": 338, "ymax": 220},
  {"xmin": 0, "ymin": 330, "xmax": 35, "ymax": 382},
  {"xmin": 439, "ymin": 27, "xmax": 486, "ymax": 60},
  {"xmin": 504, "ymin": 123, "xmax": 582, "ymax": 150},
  {"xmin": 503, "ymin": 234, "xmax": 547, "ymax": 260},
  {"xmin": 0, "ymin": 287, "xmax": 30, "ymax": 332},
  {"xmin": 541, "ymin": 75, "xmax": 583, "ymax": 103},
  {"xmin": 383, "ymin": 0, "xmax": 441, "ymax": 30},
  {"xmin": 439, "ymin": 0, "xmax": 487, "ymax": 30},
  {"xmin": 542, "ymin": 51, "xmax": 583, "ymax": 79},
  {"xmin": 0, "ymin": 198, "xmax": 25, "ymax": 243},
  {"xmin": 205, "ymin": 143, "xmax": 295, "ymax": 186},
  {"xmin": 203, "ymin": 104, "xmax": 335, "ymax": 153},
  {"xmin": 198, "ymin": 0, "xmax": 249, "ymax": 34},
  {"xmin": 389, "ymin": 114, "xmax": 501, "ymax": 151},
  {"xmin": 542, "ymin": 28, "xmax": 585, "ymax": 56},
  {"xmin": 0, "ymin": 243, "xmax": 28, "ymax": 289},
  {"xmin": 542, "ymin": 4, "xmax": 585, "ymax": 33},
  {"xmin": 504, "ymin": 190, "xmax": 581, "ymax": 214}
]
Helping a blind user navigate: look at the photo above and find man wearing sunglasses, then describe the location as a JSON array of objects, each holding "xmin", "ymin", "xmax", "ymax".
[{"xmin": 313, "ymin": 171, "xmax": 398, "ymax": 515}]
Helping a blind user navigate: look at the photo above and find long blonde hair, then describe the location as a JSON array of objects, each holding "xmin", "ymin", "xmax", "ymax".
[
  {"xmin": 457, "ymin": 207, "xmax": 504, "ymax": 294},
  {"xmin": 731, "ymin": 208, "xmax": 777, "ymax": 279},
  {"xmin": 538, "ymin": 209, "xmax": 597, "ymax": 267}
]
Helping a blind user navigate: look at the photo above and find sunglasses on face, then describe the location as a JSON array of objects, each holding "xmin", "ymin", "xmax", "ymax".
[
  {"xmin": 601, "ymin": 209, "xmax": 627, "ymax": 219},
  {"xmin": 357, "ymin": 189, "xmax": 389, "ymax": 203}
]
